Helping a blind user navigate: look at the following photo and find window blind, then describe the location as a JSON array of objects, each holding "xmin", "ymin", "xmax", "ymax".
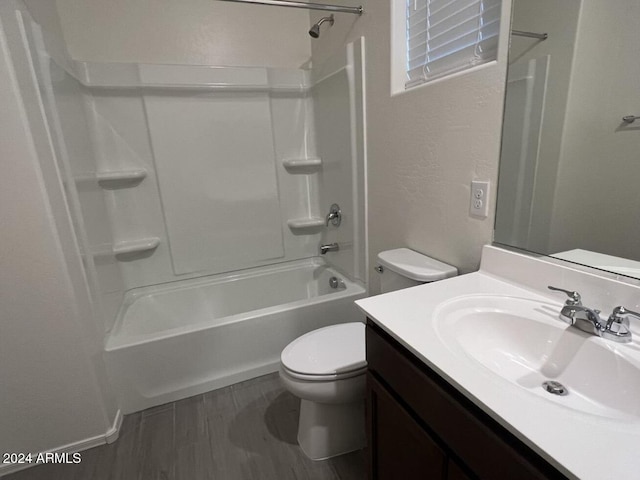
[{"xmin": 406, "ymin": 0, "xmax": 501, "ymax": 88}]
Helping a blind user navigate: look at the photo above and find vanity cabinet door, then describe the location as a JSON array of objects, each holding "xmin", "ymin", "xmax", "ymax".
[
  {"xmin": 367, "ymin": 373, "xmax": 447, "ymax": 479},
  {"xmin": 366, "ymin": 321, "xmax": 566, "ymax": 480},
  {"xmin": 447, "ymin": 460, "xmax": 472, "ymax": 480}
]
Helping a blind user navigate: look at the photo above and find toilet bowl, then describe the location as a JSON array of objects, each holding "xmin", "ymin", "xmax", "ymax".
[
  {"xmin": 280, "ymin": 322, "xmax": 366, "ymax": 460},
  {"xmin": 280, "ymin": 248, "xmax": 457, "ymax": 460}
]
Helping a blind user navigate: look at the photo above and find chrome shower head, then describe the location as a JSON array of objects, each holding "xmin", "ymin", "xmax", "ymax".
[
  {"xmin": 309, "ymin": 14, "xmax": 334, "ymax": 38},
  {"xmin": 309, "ymin": 23, "xmax": 321, "ymax": 38}
]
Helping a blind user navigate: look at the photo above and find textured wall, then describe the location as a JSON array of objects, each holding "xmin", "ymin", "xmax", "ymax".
[
  {"xmin": 310, "ymin": 1, "xmax": 511, "ymax": 292},
  {"xmin": 55, "ymin": 0, "xmax": 311, "ymax": 68}
]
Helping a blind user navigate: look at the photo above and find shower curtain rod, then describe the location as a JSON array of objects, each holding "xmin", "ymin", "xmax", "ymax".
[{"xmin": 218, "ymin": 0, "xmax": 363, "ymax": 15}]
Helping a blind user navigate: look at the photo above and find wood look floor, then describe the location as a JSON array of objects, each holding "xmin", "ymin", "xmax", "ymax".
[{"xmin": 7, "ymin": 373, "xmax": 365, "ymax": 480}]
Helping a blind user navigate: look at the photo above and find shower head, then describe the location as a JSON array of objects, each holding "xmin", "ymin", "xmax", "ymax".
[
  {"xmin": 309, "ymin": 23, "xmax": 321, "ymax": 38},
  {"xmin": 309, "ymin": 14, "xmax": 334, "ymax": 38}
]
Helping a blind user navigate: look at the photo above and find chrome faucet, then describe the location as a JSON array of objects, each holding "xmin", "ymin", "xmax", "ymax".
[
  {"xmin": 548, "ymin": 286, "xmax": 639, "ymax": 343},
  {"xmin": 563, "ymin": 305, "xmax": 604, "ymax": 335},
  {"xmin": 320, "ymin": 243, "xmax": 339, "ymax": 255}
]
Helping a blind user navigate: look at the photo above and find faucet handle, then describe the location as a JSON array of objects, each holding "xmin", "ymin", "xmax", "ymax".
[
  {"xmin": 603, "ymin": 306, "xmax": 637, "ymax": 343},
  {"xmin": 607, "ymin": 306, "xmax": 640, "ymax": 327},
  {"xmin": 548, "ymin": 286, "xmax": 582, "ymax": 306},
  {"xmin": 325, "ymin": 203, "xmax": 342, "ymax": 227}
]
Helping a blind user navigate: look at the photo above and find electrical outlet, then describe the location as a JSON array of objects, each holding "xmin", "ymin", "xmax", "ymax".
[{"xmin": 470, "ymin": 180, "xmax": 490, "ymax": 218}]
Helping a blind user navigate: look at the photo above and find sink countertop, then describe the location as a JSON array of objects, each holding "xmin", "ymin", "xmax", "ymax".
[{"xmin": 357, "ymin": 248, "xmax": 640, "ymax": 480}]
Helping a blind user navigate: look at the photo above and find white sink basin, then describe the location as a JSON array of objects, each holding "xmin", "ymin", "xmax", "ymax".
[{"xmin": 434, "ymin": 295, "xmax": 640, "ymax": 420}]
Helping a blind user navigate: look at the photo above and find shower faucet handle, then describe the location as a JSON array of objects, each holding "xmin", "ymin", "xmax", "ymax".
[{"xmin": 325, "ymin": 204, "xmax": 342, "ymax": 227}]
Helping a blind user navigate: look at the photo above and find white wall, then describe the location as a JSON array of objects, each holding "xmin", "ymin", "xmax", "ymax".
[
  {"xmin": 0, "ymin": 2, "xmax": 116, "ymax": 469},
  {"xmin": 55, "ymin": 0, "xmax": 311, "ymax": 68},
  {"xmin": 549, "ymin": 0, "xmax": 640, "ymax": 261},
  {"xmin": 311, "ymin": 1, "xmax": 511, "ymax": 291}
]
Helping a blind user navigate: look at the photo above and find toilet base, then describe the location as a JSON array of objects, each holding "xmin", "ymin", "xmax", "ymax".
[{"xmin": 297, "ymin": 398, "xmax": 366, "ymax": 460}]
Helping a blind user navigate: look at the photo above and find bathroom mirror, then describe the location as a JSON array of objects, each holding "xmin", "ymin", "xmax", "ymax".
[{"xmin": 494, "ymin": 0, "xmax": 640, "ymax": 278}]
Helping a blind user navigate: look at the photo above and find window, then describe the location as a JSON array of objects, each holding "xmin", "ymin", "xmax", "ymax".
[{"xmin": 405, "ymin": 0, "xmax": 501, "ymax": 88}]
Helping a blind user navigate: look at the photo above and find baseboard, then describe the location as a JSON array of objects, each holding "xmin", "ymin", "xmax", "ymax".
[
  {"xmin": 0, "ymin": 409, "xmax": 123, "ymax": 477},
  {"xmin": 105, "ymin": 409, "xmax": 123, "ymax": 444}
]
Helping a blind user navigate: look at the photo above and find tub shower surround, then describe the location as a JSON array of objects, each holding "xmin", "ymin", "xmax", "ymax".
[
  {"xmin": 51, "ymin": 48, "xmax": 366, "ymax": 328},
  {"xmin": 21, "ymin": 10, "xmax": 367, "ymax": 415},
  {"xmin": 71, "ymin": 62, "xmax": 327, "ymax": 332}
]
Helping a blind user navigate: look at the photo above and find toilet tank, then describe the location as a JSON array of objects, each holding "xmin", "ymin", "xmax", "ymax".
[{"xmin": 376, "ymin": 248, "xmax": 458, "ymax": 293}]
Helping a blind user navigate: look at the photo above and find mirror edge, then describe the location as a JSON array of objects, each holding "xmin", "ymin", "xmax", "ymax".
[{"xmin": 491, "ymin": 242, "xmax": 640, "ymax": 287}]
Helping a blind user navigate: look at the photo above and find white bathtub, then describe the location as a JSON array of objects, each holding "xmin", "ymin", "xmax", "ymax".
[{"xmin": 104, "ymin": 258, "xmax": 366, "ymax": 413}]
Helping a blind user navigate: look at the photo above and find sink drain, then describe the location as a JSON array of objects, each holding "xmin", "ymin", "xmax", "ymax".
[{"xmin": 542, "ymin": 381, "xmax": 568, "ymax": 396}]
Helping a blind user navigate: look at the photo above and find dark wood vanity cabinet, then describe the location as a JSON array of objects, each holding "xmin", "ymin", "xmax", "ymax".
[{"xmin": 365, "ymin": 321, "xmax": 567, "ymax": 480}]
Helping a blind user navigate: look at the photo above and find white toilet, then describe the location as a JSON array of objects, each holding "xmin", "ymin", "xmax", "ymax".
[{"xmin": 279, "ymin": 248, "xmax": 457, "ymax": 460}]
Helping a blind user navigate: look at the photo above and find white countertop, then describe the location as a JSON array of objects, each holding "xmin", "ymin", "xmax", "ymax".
[{"xmin": 357, "ymin": 248, "xmax": 640, "ymax": 480}]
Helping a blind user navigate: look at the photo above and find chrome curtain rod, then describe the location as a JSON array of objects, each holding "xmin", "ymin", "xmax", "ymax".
[
  {"xmin": 511, "ymin": 29, "xmax": 548, "ymax": 40},
  {"xmin": 218, "ymin": 0, "xmax": 363, "ymax": 15}
]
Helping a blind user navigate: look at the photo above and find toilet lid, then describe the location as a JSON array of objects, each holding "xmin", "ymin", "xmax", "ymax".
[
  {"xmin": 377, "ymin": 248, "xmax": 458, "ymax": 282},
  {"xmin": 281, "ymin": 322, "xmax": 366, "ymax": 376}
]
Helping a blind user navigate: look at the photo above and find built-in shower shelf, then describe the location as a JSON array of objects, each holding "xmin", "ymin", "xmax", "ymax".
[
  {"xmin": 282, "ymin": 157, "xmax": 322, "ymax": 171},
  {"xmin": 96, "ymin": 169, "xmax": 147, "ymax": 187},
  {"xmin": 112, "ymin": 237, "xmax": 160, "ymax": 256},
  {"xmin": 287, "ymin": 217, "xmax": 325, "ymax": 230}
]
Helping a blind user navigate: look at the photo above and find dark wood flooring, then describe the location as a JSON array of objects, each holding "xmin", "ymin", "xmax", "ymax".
[{"xmin": 6, "ymin": 373, "xmax": 365, "ymax": 480}]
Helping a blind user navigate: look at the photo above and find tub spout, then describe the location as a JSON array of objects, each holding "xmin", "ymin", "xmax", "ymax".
[{"xmin": 320, "ymin": 243, "xmax": 339, "ymax": 255}]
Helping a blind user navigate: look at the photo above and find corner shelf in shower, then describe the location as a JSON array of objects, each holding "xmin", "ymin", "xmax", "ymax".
[
  {"xmin": 96, "ymin": 169, "xmax": 147, "ymax": 187},
  {"xmin": 74, "ymin": 169, "xmax": 148, "ymax": 188},
  {"xmin": 282, "ymin": 157, "xmax": 322, "ymax": 172},
  {"xmin": 112, "ymin": 237, "xmax": 160, "ymax": 256},
  {"xmin": 287, "ymin": 217, "xmax": 325, "ymax": 231}
]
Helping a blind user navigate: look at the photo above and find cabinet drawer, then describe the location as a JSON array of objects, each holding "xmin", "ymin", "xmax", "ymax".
[{"xmin": 366, "ymin": 322, "xmax": 564, "ymax": 480}]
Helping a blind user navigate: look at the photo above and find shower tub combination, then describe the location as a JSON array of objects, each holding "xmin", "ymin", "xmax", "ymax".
[
  {"xmin": 105, "ymin": 258, "xmax": 366, "ymax": 413},
  {"xmin": 96, "ymin": 40, "xmax": 368, "ymax": 414}
]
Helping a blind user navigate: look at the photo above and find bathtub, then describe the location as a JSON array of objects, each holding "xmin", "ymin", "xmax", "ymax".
[{"xmin": 104, "ymin": 258, "xmax": 366, "ymax": 413}]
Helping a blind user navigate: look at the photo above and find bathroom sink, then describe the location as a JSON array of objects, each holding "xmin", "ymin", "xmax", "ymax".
[
  {"xmin": 434, "ymin": 295, "xmax": 640, "ymax": 420},
  {"xmin": 357, "ymin": 246, "xmax": 640, "ymax": 479}
]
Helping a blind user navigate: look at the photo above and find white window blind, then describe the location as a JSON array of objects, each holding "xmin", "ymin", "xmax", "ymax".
[{"xmin": 406, "ymin": 0, "xmax": 501, "ymax": 88}]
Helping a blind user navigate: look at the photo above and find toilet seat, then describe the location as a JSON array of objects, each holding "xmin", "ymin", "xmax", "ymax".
[
  {"xmin": 281, "ymin": 365, "xmax": 367, "ymax": 382},
  {"xmin": 280, "ymin": 322, "xmax": 366, "ymax": 380}
]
